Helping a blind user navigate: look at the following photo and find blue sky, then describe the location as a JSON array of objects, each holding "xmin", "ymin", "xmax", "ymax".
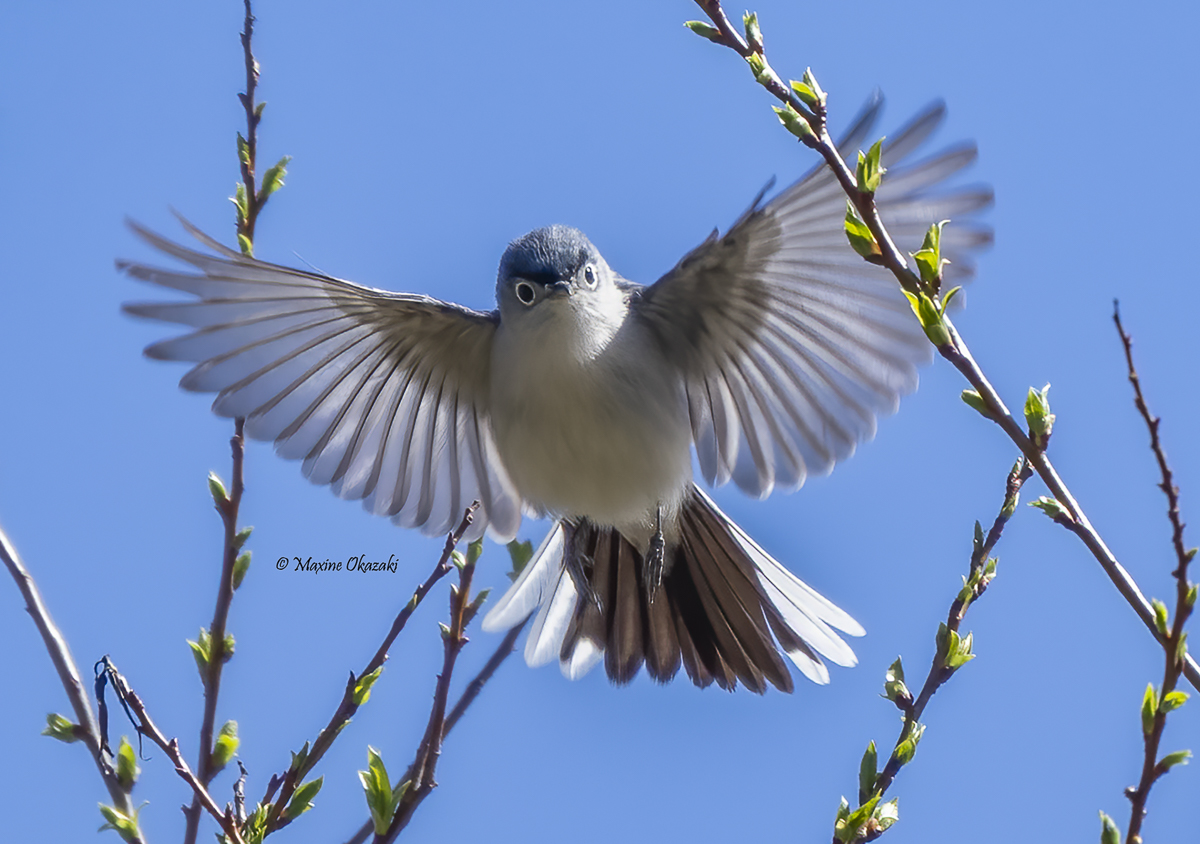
[{"xmin": 2, "ymin": 1, "xmax": 1197, "ymax": 842}]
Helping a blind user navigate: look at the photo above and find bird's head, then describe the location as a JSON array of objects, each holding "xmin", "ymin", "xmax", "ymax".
[{"xmin": 496, "ymin": 226, "xmax": 623, "ymax": 330}]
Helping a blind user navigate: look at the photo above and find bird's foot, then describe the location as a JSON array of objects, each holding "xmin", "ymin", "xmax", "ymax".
[
  {"xmin": 644, "ymin": 506, "xmax": 666, "ymax": 604},
  {"xmin": 565, "ymin": 519, "xmax": 603, "ymax": 614}
]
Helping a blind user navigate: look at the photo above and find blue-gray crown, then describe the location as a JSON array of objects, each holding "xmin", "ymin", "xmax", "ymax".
[{"xmin": 498, "ymin": 225, "xmax": 597, "ymax": 285}]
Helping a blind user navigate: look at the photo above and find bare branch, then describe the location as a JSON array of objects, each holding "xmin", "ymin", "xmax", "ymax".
[
  {"xmin": 342, "ymin": 615, "xmax": 528, "ymax": 844},
  {"xmin": 184, "ymin": 418, "xmax": 247, "ymax": 844},
  {"xmin": 1111, "ymin": 304, "xmax": 1195, "ymax": 844},
  {"xmin": 1, "ymin": 527, "xmax": 139, "ymax": 833},
  {"xmin": 444, "ymin": 617, "xmax": 528, "ymax": 737},
  {"xmin": 1113, "ymin": 303, "xmax": 1192, "ymax": 579},
  {"xmin": 381, "ymin": 545, "xmax": 483, "ymax": 841},
  {"xmin": 859, "ymin": 457, "xmax": 1029, "ymax": 841},
  {"xmin": 236, "ymin": 0, "xmax": 262, "ymax": 246},
  {"xmin": 186, "ymin": 0, "xmax": 267, "ymax": 836},
  {"xmin": 100, "ymin": 660, "xmax": 246, "ymax": 844},
  {"xmin": 261, "ymin": 505, "xmax": 479, "ymax": 832}
]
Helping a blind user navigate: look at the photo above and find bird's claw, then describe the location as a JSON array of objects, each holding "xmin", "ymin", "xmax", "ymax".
[
  {"xmin": 644, "ymin": 507, "xmax": 666, "ymax": 604},
  {"xmin": 566, "ymin": 520, "xmax": 603, "ymax": 614}
]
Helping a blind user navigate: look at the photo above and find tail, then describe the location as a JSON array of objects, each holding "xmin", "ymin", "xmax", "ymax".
[{"xmin": 482, "ymin": 487, "xmax": 863, "ymax": 693}]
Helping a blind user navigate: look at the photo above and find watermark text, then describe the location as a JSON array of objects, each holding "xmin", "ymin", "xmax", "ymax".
[{"xmin": 277, "ymin": 554, "xmax": 401, "ymax": 574}]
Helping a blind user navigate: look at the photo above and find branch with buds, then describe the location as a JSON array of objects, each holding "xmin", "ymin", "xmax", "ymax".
[
  {"xmin": 1100, "ymin": 305, "xmax": 1195, "ymax": 844},
  {"xmin": 687, "ymin": 0, "xmax": 1199, "ymax": 694},
  {"xmin": 833, "ymin": 458, "xmax": 1029, "ymax": 842}
]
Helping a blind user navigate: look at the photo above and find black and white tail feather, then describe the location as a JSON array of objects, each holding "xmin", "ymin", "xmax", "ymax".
[{"xmin": 483, "ymin": 486, "xmax": 861, "ymax": 694}]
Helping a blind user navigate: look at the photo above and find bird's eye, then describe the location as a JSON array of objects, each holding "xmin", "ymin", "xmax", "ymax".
[
  {"xmin": 515, "ymin": 281, "xmax": 536, "ymax": 305},
  {"xmin": 583, "ymin": 265, "xmax": 597, "ymax": 289}
]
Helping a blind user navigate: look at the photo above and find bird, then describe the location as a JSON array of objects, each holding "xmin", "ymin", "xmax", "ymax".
[{"xmin": 119, "ymin": 96, "xmax": 991, "ymax": 694}]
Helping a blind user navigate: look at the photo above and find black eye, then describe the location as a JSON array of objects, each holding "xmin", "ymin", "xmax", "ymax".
[
  {"xmin": 583, "ymin": 265, "xmax": 597, "ymax": 288},
  {"xmin": 515, "ymin": 281, "xmax": 536, "ymax": 305}
]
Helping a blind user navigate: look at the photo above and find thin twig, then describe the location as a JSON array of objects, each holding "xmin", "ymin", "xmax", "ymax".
[
  {"xmin": 693, "ymin": 0, "xmax": 830, "ymax": 141},
  {"xmin": 236, "ymin": 0, "xmax": 262, "ymax": 247},
  {"xmin": 101, "ymin": 661, "xmax": 246, "ymax": 844},
  {"xmin": 1112, "ymin": 304, "xmax": 1194, "ymax": 844},
  {"xmin": 864, "ymin": 458, "xmax": 1030, "ymax": 834},
  {"xmin": 691, "ymin": 0, "xmax": 1200, "ymax": 693},
  {"xmin": 938, "ymin": 327, "xmax": 1200, "ymax": 688},
  {"xmin": 443, "ymin": 617, "xmax": 528, "ymax": 736},
  {"xmin": 0, "ymin": 528, "xmax": 139, "ymax": 834},
  {"xmin": 185, "ymin": 1, "xmax": 263, "ymax": 838},
  {"xmin": 342, "ymin": 616, "xmax": 528, "ymax": 844},
  {"xmin": 184, "ymin": 417, "xmax": 247, "ymax": 844},
  {"xmin": 234, "ymin": 761, "xmax": 248, "ymax": 823},
  {"xmin": 261, "ymin": 505, "xmax": 479, "ymax": 832},
  {"xmin": 1113, "ymin": 303, "xmax": 1191, "ymax": 579},
  {"xmin": 380, "ymin": 547, "xmax": 485, "ymax": 841},
  {"xmin": 694, "ymin": 0, "xmax": 753, "ymax": 56}
]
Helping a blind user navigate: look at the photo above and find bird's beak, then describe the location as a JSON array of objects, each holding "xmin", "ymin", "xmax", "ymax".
[{"xmin": 545, "ymin": 280, "xmax": 572, "ymax": 297}]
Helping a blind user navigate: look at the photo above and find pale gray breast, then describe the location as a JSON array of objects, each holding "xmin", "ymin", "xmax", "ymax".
[{"xmin": 489, "ymin": 296, "xmax": 692, "ymax": 530}]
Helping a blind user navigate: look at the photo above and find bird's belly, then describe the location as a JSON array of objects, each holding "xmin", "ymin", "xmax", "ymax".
[{"xmin": 492, "ymin": 358, "xmax": 691, "ymax": 533}]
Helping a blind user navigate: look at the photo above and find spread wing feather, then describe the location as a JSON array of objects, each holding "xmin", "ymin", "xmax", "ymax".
[
  {"xmin": 119, "ymin": 219, "xmax": 522, "ymax": 540},
  {"xmin": 632, "ymin": 98, "xmax": 993, "ymax": 497}
]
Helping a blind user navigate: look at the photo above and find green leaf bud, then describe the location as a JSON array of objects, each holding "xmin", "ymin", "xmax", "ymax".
[
  {"xmin": 212, "ymin": 720, "xmax": 239, "ymax": 772},
  {"xmin": 684, "ymin": 21, "xmax": 724, "ymax": 43},
  {"xmin": 353, "ymin": 667, "xmax": 384, "ymax": 706},
  {"xmin": 845, "ymin": 202, "xmax": 881, "ymax": 261}
]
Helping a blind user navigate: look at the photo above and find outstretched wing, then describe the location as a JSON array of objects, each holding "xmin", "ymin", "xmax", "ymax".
[
  {"xmin": 631, "ymin": 97, "xmax": 992, "ymax": 497},
  {"xmin": 119, "ymin": 220, "xmax": 522, "ymax": 540}
]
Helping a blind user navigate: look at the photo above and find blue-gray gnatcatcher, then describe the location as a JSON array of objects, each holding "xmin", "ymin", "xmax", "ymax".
[{"xmin": 120, "ymin": 98, "xmax": 990, "ymax": 694}]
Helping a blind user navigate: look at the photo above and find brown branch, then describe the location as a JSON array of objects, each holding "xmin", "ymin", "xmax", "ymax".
[
  {"xmin": 236, "ymin": 0, "xmax": 262, "ymax": 246},
  {"xmin": 1, "ymin": 528, "xmax": 140, "ymax": 837},
  {"xmin": 869, "ymin": 459, "xmax": 1030, "ymax": 818},
  {"xmin": 261, "ymin": 505, "xmax": 479, "ymax": 832},
  {"xmin": 443, "ymin": 617, "xmax": 528, "ymax": 736},
  {"xmin": 1113, "ymin": 303, "xmax": 1191, "ymax": 580},
  {"xmin": 693, "ymin": 0, "xmax": 753, "ymax": 56},
  {"xmin": 1112, "ymin": 304, "xmax": 1194, "ymax": 844},
  {"xmin": 690, "ymin": 0, "xmax": 1200, "ymax": 693},
  {"xmin": 234, "ymin": 761, "xmax": 248, "ymax": 823},
  {"xmin": 380, "ymin": 548, "xmax": 481, "ymax": 842},
  {"xmin": 186, "ymin": 0, "xmax": 265, "ymax": 836},
  {"xmin": 183, "ymin": 418, "xmax": 247, "ymax": 844},
  {"xmin": 937, "ymin": 329, "xmax": 1200, "ymax": 688},
  {"xmin": 692, "ymin": 0, "xmax": 829, "ymax": 141},
  {"xmin": 341, "ymin": 616, "xmax": 528, "ymax": 844},
  {"xmin": 101, "ymin": 660, "xmax": 246, "ymax": 844}
]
